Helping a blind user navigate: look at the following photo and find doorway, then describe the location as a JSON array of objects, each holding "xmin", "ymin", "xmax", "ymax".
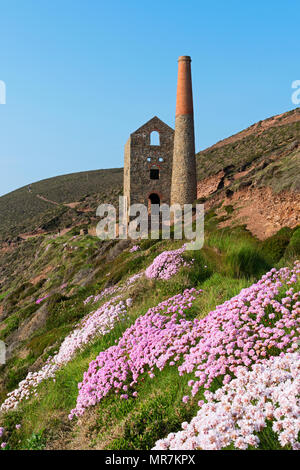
[{"xmin": 148, "ymin": 193, "xmax": 160, "ymax": 215}]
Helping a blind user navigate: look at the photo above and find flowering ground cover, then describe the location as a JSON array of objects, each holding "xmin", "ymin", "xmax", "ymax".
[
  {"xmin": 0, "ymin": 227, "xmax": 299, "ymax": 450},
  {"xmin": 178, "ymin": 263, "xmax": 299, "ymax": 395},
  {"xmin": 68, "ymin": 261, "xmax": 299, "ymax": 451},
  {"xmin": 130, "ymin": 245, "xmax": 141, "ymax": 253},
  {"xmin": 153, "ymin": 352, "xmax": 300, "ymax": 450},
  {"xmin": 83, "ymin": 272, "xmax": 144, "ymax": 305},
  {"xmin": 35, "ymin": 294, "xmax": 50, "ymax": 305},
  {"xmin": 145, "ymin": 245, "xmax": 193, "ymax": 280},
  {"xmin": 0, "ymin": 251, "xmax": 185, "ymax": 417},
  {"xmin": 0, "ymin": 296, "xmax": 129, "ymax": 412},
  {"xmin": 69, "ymin": 288, "xmax": 202, "ymax": 419}
]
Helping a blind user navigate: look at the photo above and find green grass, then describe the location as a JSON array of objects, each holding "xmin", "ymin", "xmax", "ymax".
[
  {"xmin": 3, "ymin": 271, "xmax": 292, "ymax": 450},
  {"xmin": 0, "ymin": 168, "xmax": 123, "ymax": 240},
  {"xmin": 203, "ymin": 226, "xmax": 272, "ymax": 278},
  {"xmin": 262, "ymin": 226, "xmax": 295, "ymax": 263},
  {"xmin": 285, "ymin": 226, "xmax": 300, "ymax": 258},
  {"xmin": 226, "ymin": 245, "xmax": 271, "ymax": 278},
  {"xmin": 0, "ymin": 291, "xmax": 9, "ymax": 301},
  {"xmin": 0, "ymin": 262, "xmax": 255, "ymax": 450},
  {"xmin": 0, "ymin": 211, "xmax": 299, "ymax": 450},
  {"xmin": 100, "ymin": 366, "xmax": 201, "ymax": 450},
  {"xmin": 197, "ymin": 113, "xmax": 299, "ymax": 176}
]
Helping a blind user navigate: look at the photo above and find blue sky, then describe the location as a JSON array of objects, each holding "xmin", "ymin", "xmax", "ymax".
[{"xmin": 0, "ymin": 0, "xmax": 299, "ymax": 196}]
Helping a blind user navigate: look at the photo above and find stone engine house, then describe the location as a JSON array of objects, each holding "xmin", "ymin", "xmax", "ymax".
[
  {"xmin": 124, "ymin": 56, "xmax": 197, "ymax": 214},
  {"xmin": 124, "ymin": 116, "xmax": 174, "ymax": 210}
]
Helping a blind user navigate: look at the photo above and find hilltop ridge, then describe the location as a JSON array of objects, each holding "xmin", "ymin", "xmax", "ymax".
[
  {"xmin": 0, "ymin": 108, "xmax": 299, "ymax": 245},
  {"xmin": 0, "ymin": 108, "xmax": 299, "ymax": 451},
  {"xmin": 196, "ymin": 107, "xmax": 299, "ymax": 239}
]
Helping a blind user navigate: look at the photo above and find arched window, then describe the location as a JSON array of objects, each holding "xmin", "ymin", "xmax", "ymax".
[{"xmin": 150, "ymin": 131, "xmax": 160, "ymax": 146}]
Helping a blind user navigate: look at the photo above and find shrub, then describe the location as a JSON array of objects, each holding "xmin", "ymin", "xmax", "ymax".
[
  {"xmin": 262, "ymin": 227, "xmax": 293, "ymax": 263},
  {"xmin": 226, "ymin": 245, "xmax": 270, "ymax": 278},
  {"xmin": 285, "ymin": 227, "xmax": 300, "ymax": 257},
  {"xmin": 224, "ymin": 205, "xmax": 234, "ymax": 214},
  {"xmin": 25, "ymin": 432, "xmax": 46, "ymax": 450}
]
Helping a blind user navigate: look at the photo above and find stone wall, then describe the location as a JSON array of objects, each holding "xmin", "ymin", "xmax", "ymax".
[
  {"xmin": 124, "ymin": 116, "xmax": 174, "ymax": 210},
  {"xmin": 171, "ymin": 114, "xmax": 197, "ymax": 205}
]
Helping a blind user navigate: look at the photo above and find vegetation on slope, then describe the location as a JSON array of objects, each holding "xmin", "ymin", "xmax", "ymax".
[
  {"xmin": 0, "ymin": 204, "xmax": 299, "ymax": 450},
  {"xmin": 0, "ymin": 109, "xmax": 299, "ymax": 451},
  {"xmin": 196, "ymin": 108, "xmax": 299, "ymax": 185},
  {"xmin": 0, "ymin": 168, "xmax": 123, "ymax": 241}
]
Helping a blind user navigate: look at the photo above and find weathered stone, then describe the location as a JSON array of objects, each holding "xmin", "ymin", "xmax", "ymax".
[
  {"xmin": 124, "ymin": 116, "xmax": 174, "ymax": 209},
  {"xmin": 124, "ymin": 56, "xmax": 197, "ymax": 211},
  {"xmin": 171, "ymin": 56, "xmax": 197, "ymax": 205}
]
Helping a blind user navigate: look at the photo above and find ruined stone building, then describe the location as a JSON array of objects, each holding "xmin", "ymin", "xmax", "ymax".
[
  {"xmin": 123, "ymin": 117, "xmax": 174, "ymax": 210},
  {"xmin": 124, "ymin": 56, "xmax": 197, "ymax": 212}
]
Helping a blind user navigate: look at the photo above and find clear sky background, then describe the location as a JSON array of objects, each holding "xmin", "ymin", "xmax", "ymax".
[{"xmin": 0, "ymin": 0, "xmax": 299, "ymax": 196}]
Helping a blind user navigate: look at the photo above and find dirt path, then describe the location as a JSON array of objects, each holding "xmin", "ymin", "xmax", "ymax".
[
  {"xmin": 36, "ymin": 194, "xmax": 81, "ymax": 209},
  {"xmin": 36, "ymin": 194, "xmax": 60, "ymax": 206}
]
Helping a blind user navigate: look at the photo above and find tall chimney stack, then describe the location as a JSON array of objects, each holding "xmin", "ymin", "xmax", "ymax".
[{"xmin": 171, "ymin": 56, "xmax": 197, "ymax": 206}]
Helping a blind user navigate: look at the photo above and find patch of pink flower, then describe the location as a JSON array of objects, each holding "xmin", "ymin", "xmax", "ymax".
[
  {"xmin": 130, "ymin": 245, "xmax": 141, "ymax": 253},
  {"xmin": 0, "ymin": 269, "xmax": 147, "ymax": 412},
  {"xmin": 145, "ymin": 246, "xmax": 192, "ymax": 280},
  {"xmin": 153, "ymin": 352, "xmax": 300, "ymax": 450},
  {"xmin": 83, "ymin": 272, "xmax": 144, "ymax": 305},
  {"xmin": 0, "ymin": 296, "xmax": 131, "ymax": 412},
  {"xmin": 69, "ymin": 288, "xmax": 201, "ymax": 419},
  {"xmin": 69, "ymin": 262, "xmax": 299, "ymax": 422},
  {"xmin": 178, "ymin": 262, "xmax": 299, "ymax": 396},
  {"xmin": 35, "ymin": 294, "xmax": 50, "ymax": 305}
]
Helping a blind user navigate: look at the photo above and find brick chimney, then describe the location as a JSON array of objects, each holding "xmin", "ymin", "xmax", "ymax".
[{"xmin": 171, "ymin": 56, "xmax": 197, "ymax": 206}]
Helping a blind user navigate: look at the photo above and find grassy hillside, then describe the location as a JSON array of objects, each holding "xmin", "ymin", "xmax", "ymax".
[
  {"xmin": 0, "ymin": 168, "xmax": 123, "ymax": 241},
  {"xmin": 196, "ymin": 108, "xmax": 299, "ymax": 193},
  {"xmin": 195, "ymin": 108, "xmax": 300, "ymax": 241},
  {"xmin": 0, "ymin": 109, "xmax": 299, "ymax": 451},
  {"xmin": 0, "ymin": 204, "xmax": 299, "ymax": 449},
  {"xmin": 196, "ymin": 108, "xmax": 299, "ymax": 179}
]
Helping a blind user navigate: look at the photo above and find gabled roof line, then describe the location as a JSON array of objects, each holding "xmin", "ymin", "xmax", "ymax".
[{"xmin": 131, "ymin": 116, "xmax": 174, "ymax": 135}]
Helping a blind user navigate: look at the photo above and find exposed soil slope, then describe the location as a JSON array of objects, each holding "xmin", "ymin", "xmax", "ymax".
[{"xmin": 196, "ymin": 107, "xmax": 299, "ymax": 238}]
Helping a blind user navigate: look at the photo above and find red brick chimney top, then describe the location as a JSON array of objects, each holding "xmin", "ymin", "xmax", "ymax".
[
  {"xmin": 175, "ymin": 55, "xmax": 193, "ymax": 117},
  {"xmin": 178, "ymin": 56, "xmax": 191, "ymax": 62}
]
